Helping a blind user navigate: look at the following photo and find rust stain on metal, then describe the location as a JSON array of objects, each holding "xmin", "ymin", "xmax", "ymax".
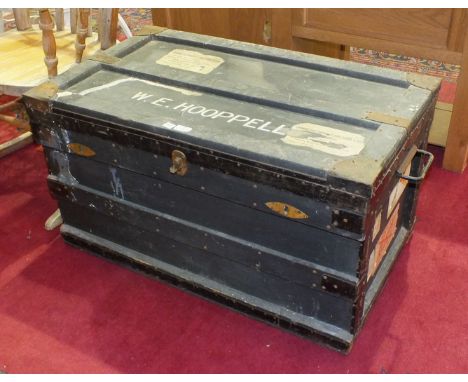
[
  {"xmin": 364, "ymin": 111, "xmax": 411, "ymax": 129},
  {"xmin": 406, "ymin": 72, "xmax": 441, "ymax": 91},
  {"xmin": 68, "ymin": 143, "xmax": 96, "ymax": 157},
  {"xmin": 265, "ymin": 202, "xmax": 309, "ymax": 219}
]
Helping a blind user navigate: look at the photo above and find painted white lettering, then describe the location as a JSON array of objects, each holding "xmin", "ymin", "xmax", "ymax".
[
  {"xmin": 211, "ymin": 111, "xmax": 234, "ymax": 120},
  {"xmin": 151, "ymin": 97, "xmax": 173, "ymax": 106},
  {"xmin": 201, "ymin": 109, "xmax": 219, "ymax": 117},
  {"xmin": 244, "ymin": 118, "xmax": 264, "ymax": 129},
  {"xmin": 187, "ymin": 106, "xmax": 206, "ymax": 114},
  {"xmin": 272, "ymin": 125, "xmax": 286, "ymax": 135},
  {"xmin": 131, "ymin": 92, "xmax": 153, "ymax": 101},
  {"xmin": 173, "ymin": 103, "xmax": 194, "ymax": 112},
  {"xmin": 228, "ymin": 115, "xmax": 250, "ymax": 123}
]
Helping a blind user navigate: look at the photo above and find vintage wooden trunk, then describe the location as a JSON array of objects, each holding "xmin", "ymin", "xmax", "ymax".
[{"xmin": 23, "ymin": 28, "xmax": 440, "ymax": 352}]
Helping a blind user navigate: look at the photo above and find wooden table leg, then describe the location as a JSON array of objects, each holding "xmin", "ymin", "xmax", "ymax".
[
  {"xmin": 39, "ymin": 9, "xmax": 58, "ymax": 78},
  {"xmin": 443, "ymin": 32, "xmax": 468, "ymax": 173},
  {"xmin": 75, "ymin": 8, "xmax": 90, "ymax": 63}
]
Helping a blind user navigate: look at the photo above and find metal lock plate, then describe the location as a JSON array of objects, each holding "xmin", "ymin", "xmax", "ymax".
[{"xmin": 169, "ymin": 150, "xmax": 188, "ymax": 176}]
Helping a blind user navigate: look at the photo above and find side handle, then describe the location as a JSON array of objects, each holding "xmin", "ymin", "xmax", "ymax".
[{"xmin": 397, "ymin": 145, "xmax": 434, "ymax": 183}]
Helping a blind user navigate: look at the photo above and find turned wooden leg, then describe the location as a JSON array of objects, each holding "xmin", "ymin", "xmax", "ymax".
[
  {"xmin": 87, "ymin": 13, "xmax": 93, "ymax": 38},
  {"xmin": 39, "ymin": 9, "xmax": 58, "ymax": 78},
  {"xmin": 75, "ymin": 8, "xmax": 90, "ymax": 63},
  {"xmin": 13, "ymin": 9, "xmax": 32, "ymax": 31},
  {"xmin": 70, "ymin": 8, "xmax": 78, "ymax": 33},
  {"xmin": 99, "ymin": 8, "xmax": 119, "ymax": 50},
  {"xmin": 55, "ymin": 8, "xmax": 64, "ymax": 31}
]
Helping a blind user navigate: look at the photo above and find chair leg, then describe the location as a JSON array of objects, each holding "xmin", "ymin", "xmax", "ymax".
[
  {"xmin": 55, "ymin": 8, "xmax": 64, "ymax": 31},
  {"xmin": 87, "ymin": 13, "xmax": 93, "ymax": 38},
  {"xmin": 0, "ymin": 132, "xmax": 33, "ymax": 159},
  {"xmin": 70, "ymin": 8, "xmax": 78, "ymax": 34},
  {"xmin": 99, "ymin": 8, "xmax": 119, "ymax": 50},
  {"xmin": 75, "ymin": 8, "xmax": 90, "ymax": 63},
  {"xmin": 13, "ymin": 9, "xmax": 32, "ymax": 31},
  {"xmin": 39, "ymin": 9, "xmax": 58, "ymax": 78}
]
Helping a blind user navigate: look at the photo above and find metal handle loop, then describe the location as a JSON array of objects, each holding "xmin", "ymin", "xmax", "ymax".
[{"xmin": 397, "ymin": 149, "xmax": 434, "ymax": 183}]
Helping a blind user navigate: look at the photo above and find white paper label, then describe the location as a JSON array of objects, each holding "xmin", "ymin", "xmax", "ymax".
[
  {"xmin": 387, "ymin": 162, "xmax": 411, "ymax": 218},
  {"xmin": 156, "ymin": 49, "xmax": 224, "ymax": 74},
  {"xmin": 281, "ymin": 123, "xmax": 365, "ymax": 157},
  {"xmin": 372, "ymin": 210, "xmax": 382, "ymax": 241},
  {"xmin": 368, "ymin": 204, "xmax": 401, "ymax": 280}
]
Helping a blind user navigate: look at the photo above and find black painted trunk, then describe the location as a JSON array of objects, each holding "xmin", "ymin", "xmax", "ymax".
[{"xmin": 23, "ymin": 28, "xmax": 439, "ymax": 352}]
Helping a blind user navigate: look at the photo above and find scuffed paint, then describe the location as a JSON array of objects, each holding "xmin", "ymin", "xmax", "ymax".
[
  {"xmin": 110, "ymin": 167, "xmax": 125, "ymax": 200},
  {"xmin": 50, "ymin": 151, "xmax": 78, "ymax": 184}
]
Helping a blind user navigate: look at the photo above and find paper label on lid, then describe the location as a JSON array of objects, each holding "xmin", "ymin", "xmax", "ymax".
[
  {"xmin": 282, "ymin": 123, "xmax": 365, "ymax": 157},
  {"xmin": 156, "ymin": 49, "xmax": 224, "ymax": 74}
]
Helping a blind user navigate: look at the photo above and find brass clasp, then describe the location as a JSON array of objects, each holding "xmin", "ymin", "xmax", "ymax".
[{"xmin": 169, "ymin": 150, "xmax": 188, "ymax": 176}]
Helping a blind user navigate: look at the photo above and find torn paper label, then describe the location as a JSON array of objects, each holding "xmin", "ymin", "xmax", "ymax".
[
  {"xmin": 156, "ymin": 49, "xmax": 224, "ymax": 74},
  {"xmin": 368, "ymin": 204, "xmax": 401, "ymax": 280},
  {"xmin": 387, "ymin": 162, "xmax": 410, "ymax": 218},
  {"xmin": 282, "ymin": 123, "xmax": 365, "ymax": 157},
  {"xmin": 372, "ymin": 210, "xmax": 382, "ymax": 242}
]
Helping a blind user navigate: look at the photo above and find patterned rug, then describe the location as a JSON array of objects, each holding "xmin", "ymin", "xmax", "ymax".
[
  {"xmin": 350, "ymin": 48, "xmax": 460, "ymax": 83},
  {"xmin": 350, "ymin": 48, "xmax": 459, "ymax": 103}
]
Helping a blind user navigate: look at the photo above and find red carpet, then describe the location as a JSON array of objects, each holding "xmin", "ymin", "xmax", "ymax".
[
  {"xmin": 0, "ymin": 95, "xmax": 22, "ymax": 145},
  {"xmin": 0, "ymin": 143, "xmax": 467, "ymax": 373}
]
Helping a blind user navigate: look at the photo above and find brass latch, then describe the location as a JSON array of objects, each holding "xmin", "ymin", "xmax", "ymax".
[{"xmin": 169, "ymin": 150, "xmax": 188, "ymax": 176}]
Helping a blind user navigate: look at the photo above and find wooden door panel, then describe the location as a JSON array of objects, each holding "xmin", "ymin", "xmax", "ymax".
[
  {"xmin": 152, "ymin": 8, "xmax": 271, "ymax": 45},
  {"xmin": 302, "ymin": 9, "xmax": 453, "ymax": 49}
]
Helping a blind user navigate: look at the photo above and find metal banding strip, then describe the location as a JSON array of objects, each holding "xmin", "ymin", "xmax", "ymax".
[{"xmin": 364, "ymin": 111, "xmax": 412, "ymax": 129}]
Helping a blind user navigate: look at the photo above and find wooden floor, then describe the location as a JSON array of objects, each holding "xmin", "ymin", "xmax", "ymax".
[{"xmin": 0, "ymin": 25, "xmax": 101, "ymax": 95}]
